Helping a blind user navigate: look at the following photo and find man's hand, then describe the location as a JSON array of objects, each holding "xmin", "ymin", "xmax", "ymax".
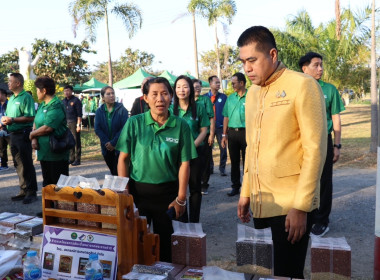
[
  {"xmin": 238, "ymin": 197, "xmax": 251, "ymax": 223},
  {"xmin": 76, "ymin": 125, "xmax": 81, "ymax": 133},
  {"xmin": 221, "ymin": 135, "xmax": 227, "ymax": 149},
  {"xmin": 285, "ymin": 208, "xmax": 307, "ymax": 244},
  {"xmin": 208, "ymin": 133, "xmax": 214, "ymax": 146},
  {"xmin": 1, "ymin": 116, "xmax": 12, "ymax": 125},
  {"xmin": 333, "ymin": 147, "xmax": 340, "ymax": 163}
]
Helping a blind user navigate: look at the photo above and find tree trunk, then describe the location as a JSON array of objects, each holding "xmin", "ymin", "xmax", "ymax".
[
  {"xmin": 370, "ymin": 0, "xmax": 377, "ymax": 153},
  {"xmin": 192, "ymin": 12, "xmax": 199, "ymax": 79},
  {"xmin": 214, "ymin": 21, "xmax": 222, "ymax": 90},
  {"xmin": 335, "ymin": 0, "xmax": 341, "ymax": 40},
  {"xmin": 105, "ymin": 8, "xmax": 113, "ymax": 86}
]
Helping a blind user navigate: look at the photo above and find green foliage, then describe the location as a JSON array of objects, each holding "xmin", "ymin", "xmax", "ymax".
[
  {"xmin": 200, "ymin": 44, "xmax": 240, "ymax": 80},
  {"xmin": 92, "ymin": 48, "xmax": 154, "ymax": 83},
  {"xmin": 32, "ymin": 39, "xmax": 95, "ymax": 85},
  {"xmin": 0, "ymin": 49, "xmax": 19, "ymax": 82},
  {"xmin": 278, "ymin": 7, "xmax": 371, "ymax": 93},
  {"xmin": 24, "ymin": 80, "xmax": 38, "ymax": 102}
]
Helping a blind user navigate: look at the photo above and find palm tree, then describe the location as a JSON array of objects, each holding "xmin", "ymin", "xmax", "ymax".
[
  {"xmin": 370, "ymin": 0, "xmax": 377, "ymax": 153},
  {"xmin": 69, "ymin": 0, "xmax": 142, "ymax": 86},
  {"xmin": 172, "ymin": 3, "xmax": 201, "ymax": 78},
  {"xmin": 189, "ymin": 0, "xmax": 236, "ymax": 89},
  {"xmin": 335, "ymin": 0, "xmax": 341, "ymax": 40}
]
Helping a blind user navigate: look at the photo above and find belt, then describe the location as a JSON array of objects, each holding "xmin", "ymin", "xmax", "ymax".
[
  {"xmin": 10, "ymin": 127, "xmax": 32, "ymax": 135},
  {"xmin": 228, "ymin": 127, "xmax": 245, "ymax": 131}
]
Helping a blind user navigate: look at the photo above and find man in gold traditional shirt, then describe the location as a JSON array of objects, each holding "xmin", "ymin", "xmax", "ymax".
[{"xmin": 237, "ymin": 26, "xmax": 327, "ymax": 278}]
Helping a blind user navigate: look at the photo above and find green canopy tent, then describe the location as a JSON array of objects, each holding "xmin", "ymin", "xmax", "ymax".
[
  {"xmin": 114, "ymin": 68, "xmax": 155, "ymax": 89},
  {"xmin": 183, "ymin": 72, "xmax": 210, "ymax": 87},
  {"xmin": 158, "ymin": 70, "xmax": 178, "ymax": 86},
  {"xmin": 73, "ymin": 77, "xmax": 108, "ymax": 92}
]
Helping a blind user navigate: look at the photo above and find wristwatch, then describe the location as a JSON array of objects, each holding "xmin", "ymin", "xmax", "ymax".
[{"xmin": 334, "ymin": 144, "xmax": 342, "ymax": 149}]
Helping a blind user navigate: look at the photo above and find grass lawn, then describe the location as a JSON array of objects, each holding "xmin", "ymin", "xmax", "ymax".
[{"xmin": 336, "ymin": 104, "xmax": 376, "ymax": 169}]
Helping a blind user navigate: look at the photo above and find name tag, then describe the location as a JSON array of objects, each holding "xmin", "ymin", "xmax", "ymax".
[
  {"xmin": 15, "ymin": 102, "xmax": 20, "ymax": 105},
  {"xmin": 166, "ymin": 137, "xmax": 179, "ymax": 143},
  {"xmin": 324, "ymin": 95, "xmax": 327, "ymax": 99},
  {"xmin": 43, "ymin": 110, "xmax": 47, "ymax": 113}
]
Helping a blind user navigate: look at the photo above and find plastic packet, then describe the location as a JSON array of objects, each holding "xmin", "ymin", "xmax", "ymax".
[
  {"xmin": 203, "ymin": 266, "xmax": 245, "ymax": 280},
  {"xmin": 236, "ymin": 224, "xmax": 273, "ymax": 276},
  {"xmin": 103, "ymin": 175, "xmax": 129, "ymax": 191}
]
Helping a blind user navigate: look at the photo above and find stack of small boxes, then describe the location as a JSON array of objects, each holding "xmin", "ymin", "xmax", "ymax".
[
  {"xmin": 236, "ymin": 224, "xmax": 273, "ymax": 276},
  {"xmin": 310, "ymin": 236, "xmax": 351, "ymax": 279}
]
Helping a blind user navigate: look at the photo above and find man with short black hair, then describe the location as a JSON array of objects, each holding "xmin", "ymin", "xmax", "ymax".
[
  {"xmin": 1, "ymin": 73, "xmax": 38, "ymax": 204},
  {"xmin": 237, "ymin": 26, "xmax": 327, "ymax": 278},
  {"xmin": 63, "ymin": 85, "xmax": 82, "ymax": 166},
  {"xmin": 205, "ymin": 76, "xmax": 227, "ymax": 178},
  {"xmin": 299, "ymin": 51, "xmax": 345, "ymax": 237},
  {"xmin": 221, "ymin": 72, "xmax": 247, "ymax": 196}
]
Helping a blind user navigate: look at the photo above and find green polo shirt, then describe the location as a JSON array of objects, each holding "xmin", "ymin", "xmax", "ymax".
[
  {"xmin": 34, "ymin": 95, "xmax": 69, "ymax": 161},
  {"xmin": 318, "ymin": 80, "xmax": 345, "ymax": 134},
  {"xmin": 5, "ymin": 90, "xmax": 35, "ymax": 132},
  {"xmin": 171, "ymin": 103, "xmax": 210, "ymax": 145},
  {"xmin": 105, "ymin": 106, "xmax": 115, "ymax": 138},
  {"xmin": 116, "ymin": 110, "xmax": 197, "ymax": 184},
  {"xmin": 222, "ymin": 90, "xmax": 247, "ymax": 128},
  {"xmin": 196, "ymin": 95, "xmax": 214, "ymax": 119}
]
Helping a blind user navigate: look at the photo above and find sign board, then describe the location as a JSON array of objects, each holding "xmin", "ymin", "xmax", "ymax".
[{"xmin": 41, "ymin": 225, "xmax": 117, "ymax": 280}]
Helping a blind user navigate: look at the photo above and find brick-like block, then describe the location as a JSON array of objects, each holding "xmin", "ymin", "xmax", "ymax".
[
  {"xmin": 77, "ymin": 202, "xmax": 101, "ymax": 227},
  {"xmin": 171, "ymin": 234, "xmax": 206, "ymax": 267},
  {"xmin": 154, "ymin": 261, "xmax": 185, "ymax": 278}
]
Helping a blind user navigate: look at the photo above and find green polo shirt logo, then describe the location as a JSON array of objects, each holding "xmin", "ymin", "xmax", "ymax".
[{"xmin": 166, "ymin": 137, "xmax": 179, "ymax": 143}]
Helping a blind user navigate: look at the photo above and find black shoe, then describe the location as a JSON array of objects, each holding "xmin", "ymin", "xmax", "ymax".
[
  {"xmin": 311, "ymin": 223, "xmax": 329, "ymax": 237},
  {"xmin": 23, "ymin": 193, "xmax": 37, "ymax": 204},
  {"xmin": 11, "ymin": 192, "xmax": 26, "ymax": 201},
  {"xmin": 227, "ymin": 189, "xmax": 240, "ymax": 196},
  {"xmin": 71, "ymin": 161, "xmax": 81, "ymax": 166},
  {"xmin": 220, "ymin": 171, "xmax": 227, "ymax": 176},
  {"xmin": 68, "ymin": 160, "xmax": 74, "ymax": 165}
]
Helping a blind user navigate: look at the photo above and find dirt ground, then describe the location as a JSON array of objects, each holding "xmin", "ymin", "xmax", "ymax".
[{"xmin": 0, "ymin": 160, "xmax": 376, "ymax": 279}]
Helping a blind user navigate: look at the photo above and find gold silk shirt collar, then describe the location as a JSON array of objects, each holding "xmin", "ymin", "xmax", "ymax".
[{"xmin": 263, "ymin": 62, "xmax": 287, "ymax": 87}]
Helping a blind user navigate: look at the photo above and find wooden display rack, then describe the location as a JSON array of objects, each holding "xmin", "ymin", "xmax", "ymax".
[{"xmin": 42, "ymin": 185, "xmax": 159, "ymax": 279}]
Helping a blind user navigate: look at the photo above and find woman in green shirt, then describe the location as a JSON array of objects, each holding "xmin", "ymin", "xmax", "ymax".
[
  {"xmin": 117, "ymin": 77, "xmax": 197, "ymax": 262},
  {"xmin": 30, "ymin": 76, "xmax": 69, "ymax": 187},
  {"xmin": 172, "ymin": 75, "xmax": 210, "ymax": 223}
]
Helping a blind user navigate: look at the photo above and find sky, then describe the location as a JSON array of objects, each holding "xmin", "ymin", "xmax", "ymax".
[{"xmin": 0, "ymin": 0, "xmax": 371, "ymax": 79}]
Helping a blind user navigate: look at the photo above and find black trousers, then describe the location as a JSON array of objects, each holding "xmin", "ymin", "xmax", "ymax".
[
  {"xmin": 129, "ymin": 180, "xmax": 178, "ymax": 262},
  {"xmin": 181, "ymin": 146, "xmax": 204, "ymax": 223},
  {"xmin": 212, "ymin": 127, "xmax": 227, "ymax": 172},
  {"xmin": 201, "ymin": 134, "xmax": 213, "ymax": 189},
  {"xmin": 227, "ymin": 128, "xmax": 246, "ymax": 189},
  {"xmin": 9, "ymin": 129, "xmax": 37, "ymax": 193},
  {"xmin": 0, "ymin": 135, "xmax": 10, "ymax": 167},
  {"xmin": 103, "ymin": 150, "xmax": 119, "ymax": 176},
  {"xmin": 40, "ymin": 160, "xmax": 69, "ymax": 187},
  {"xmin": 68, "ymin": 122, "xmax": 81, "ymax": 163},
  {"xmin": 313, "ymin": 133, "xmax": 334, "ymax": 226},
  {"xmin": 254, "ymin": 211, "xmax": 314, "ymax": 278}
]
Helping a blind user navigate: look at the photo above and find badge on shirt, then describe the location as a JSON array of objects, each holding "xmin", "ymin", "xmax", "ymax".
[
  {"xmin": 43, "ymin": 110, "xmax": 47, "ymax": 113},
  {"xmin": 276, "ymin": 91, "xmax": 286, "ymax": 98},
  {"xmin": 324, "ymin": 95, "xmax": 327, "ymax": 99},
  {"xmin": 15, "ymin": 102, "xmax": 20, "ymax": 105},
  {"xmin": 70, "ymin": 102, "xmax": 74, "ymax": 106},
  {"xmin": 218, "ymin": 98, "xmax": 222, "ymax": 102}
]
